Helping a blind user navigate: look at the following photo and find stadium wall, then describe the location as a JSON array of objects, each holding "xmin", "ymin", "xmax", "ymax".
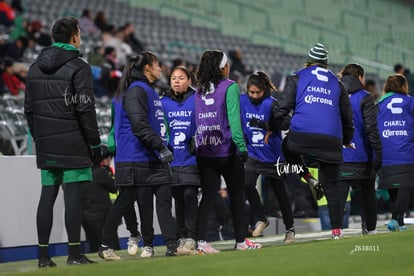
[{"xmin": 0, "ymin": 156, "xmax": 163, "ymax": 263}]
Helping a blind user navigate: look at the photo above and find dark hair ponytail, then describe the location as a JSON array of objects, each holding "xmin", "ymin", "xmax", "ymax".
[
  {"xmin": 246, "ymin": 71, "xmax": 276, "ymax": 98},
  {"xmin": 114, "ymin": 51, "xmax": 158, "ymax": 97}
]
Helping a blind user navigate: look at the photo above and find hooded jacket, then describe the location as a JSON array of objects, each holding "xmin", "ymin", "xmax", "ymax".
[
  {"xmin": 25, "ymin": 45, "xmax": 100, "ymax": 169},
  {"xmin": 339, "ymin": 75, "xmax": 382, "ymax": 179}
]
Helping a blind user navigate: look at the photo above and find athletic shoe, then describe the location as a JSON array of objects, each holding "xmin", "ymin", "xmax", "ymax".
[
  {"xmin": 197, "ymin": 240, "xmax": 220, "ymax": 254},
  {"xmin": 331, "ymin": 228, "xmax": 342, "ymax": 239},
  {"xmin": 361, "ymin": 221, "xmax": 368, "ymax": 235},
  {"xmin": 235, "ymin": 239, "xmax": 262, "ymax": 250},
  {"xmin": 38, "ymin": 258, "xmax": 56, "ymax": 268},
  {"xmin": 304, "ymin": 174, "xmax": 324, "ymax": 201},
  {"xmin": 252, "ymin": 220, "xmax": 270, "ymax": 237},
  {"xmin": 178, "ymin": 238, "xmax": 186, "ymax": 248},
  {"xmin": 127, "ymin": 236, "xmax": 140, "ymax": 256},
  {"xmin": 165, "ymin": 243, "xmax": 178, "ymax": 257},
  {"xmin": 140, "ymin": 246, "xmax": 155, "ymax": 258},
  {"xmin": 399, "ymin": 226, "xmax": 407, "ymax": 231},
  {"xmin": 387, "ymin": 219, "xmax": 400, "ymax": 232},
  {"xmin": 284, "ymin": 229, "xmax": 296, "ymax": 243},
  {"xmin": 98, "ymin": 247, "xmax": 121, "ymax": 261},
  {"xmin": 184, "ymin": 238, "xmax": 196, "ymax": 251},
  {"xmin": 367, "ymin": 230, "xmax": 377, "ymax": 235},
  {"xmin": 67, "ymin": 255, "xmax": 95, "ymax": 265},
  {"xmin": 177, "ymin": 238, "xmax": 196, "ymax": 255}
]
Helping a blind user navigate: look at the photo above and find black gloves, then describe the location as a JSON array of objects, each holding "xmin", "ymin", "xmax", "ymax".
[
  {"xmin": 238, "ymin": 151, "xmax": 248, "ymax": 163},
  {"xmin": 188, "ymin": 136, "xmax": 196, "ymax": 155},
  {"xmin": 90, "ymin": 145, "xmax": 103, "ymax": 165},
  {"xmin": 249, "ymin": 117, "xmax": 269, "ymax": 130},
  {"xmin": 159, "ymin": 147, "xmax": 174, "ymax": 163}
]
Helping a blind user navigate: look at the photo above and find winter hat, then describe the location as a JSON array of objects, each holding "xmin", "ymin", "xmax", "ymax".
[{"xmin": 307, "ymin": 43, "xmax": 328, "ymax": 65}]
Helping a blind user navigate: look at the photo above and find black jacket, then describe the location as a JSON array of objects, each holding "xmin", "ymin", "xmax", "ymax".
[
  {"xmin": 273, "ymin": 73, "xmax": 354, "ymax": 163},
  {"xmin": 339, "ymin": 75, "xmax": 382, "ymax": 179},
  {"xmin": 114, "ymin": 72, "xmax": 171, "ymax": 186},
  {"xmin": 25, "ymin": 46, "xmax": 100, "ymax": 168},
  {"xmin": 82, "ymin": 165, "xmax": 117, "ymax": 221}
]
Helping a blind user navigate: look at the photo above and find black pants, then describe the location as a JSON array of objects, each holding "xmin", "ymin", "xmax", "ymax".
[
  {"xmin": 283, "ymin": 144, "xmax": 342, "ymax": 229},
  {"xmin": 196, "ymin": 156, "xmax": 246, "ymax": 243},
  {"xmin": 245, "ymin": 172, "xmax": 294, "ymax": 230},
  {"xmin": 101, "ymin": 186, "xmax": 139, "ymax": 247},
  {"xmin": 136, "ymin": 185, "xmax": 177, "ymax": 248},
  {"xmin": 123, "ymin": 198, "xmax": 141, "ymax": 238},
  {"xmin": 171, "ymin": 186, "xmax": 198, "ymax": 240},
  {"xmin": 82, "ymin": 219, "xmax": 119, "ymax": 252},
  {"xmin": 338, "ymin": 178, "xmax": 377, "ymax": 231},
  {"xmin": 388, "ymin": 188, "xmax": 414, "ymax": 226},
  {"xmin": 265, "ymin": 175, "xmax": 294, "ymax": 230},
  {"xmin": 37, "ymin": 183, "xmax": 83, "ymax": 258}
]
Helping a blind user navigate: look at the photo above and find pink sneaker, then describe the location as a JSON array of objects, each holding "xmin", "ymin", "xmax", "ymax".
[
  {"xmin": 332, "ymin": 228, "xmax": 343, "ymax": 239},
  {"xmin": 197, "ymin": 240, "xmax": 220, "ymax": 255},
  {"xmin": 235, "ymin": 239, "xmax": 262, "ymax": 250}
]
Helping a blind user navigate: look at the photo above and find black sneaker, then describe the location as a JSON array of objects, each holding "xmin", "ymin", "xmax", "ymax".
[
  {"xmin": 67, "ymin": 254, "xmax": 95, "ymax": 265},
  {"xmin": 165, "ymin": 243, "xmax": 178, "ymax": 257},
  {"xmin": 305, "ymin": 174, "xmax": 324, "ymax": 201},
  {"xmin": 38, "ymin": 258, "xmax": 57, "ymax": 268}
]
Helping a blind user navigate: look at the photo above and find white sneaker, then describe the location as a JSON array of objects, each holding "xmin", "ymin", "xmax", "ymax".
[
  {"xmin": 177, "ymin": 238, "xmax": 196, "ymax": 255},
  {"xmin": 140, "ymin": 246, "xmax": 154, "ymax": 258},
  {"xmin": 235, "ymin": 239, "xmax": 262, "ymax": 250},
  {"xmin": 127, "ymin": 236, "xmax": 140, "ymax": 256},
  {"xmin": 367, "ymin": 230, "xmax": 378, "ymax": 235},
  {"xmin": 98, "ymin": 247, "xmax": 121, "ymax": 261},
  {"xmin": 197, "ymin": 240, "xmax": 220, "ymax": 255},
  {"xmin": 284, "ymin": 230, "xmax": 296, "ymax": 243},
  {"xmin": 252, "ymin": 221, "xmax": 270, "ymax": 237}
]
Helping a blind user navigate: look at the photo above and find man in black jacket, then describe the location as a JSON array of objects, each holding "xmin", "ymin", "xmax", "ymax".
[
  {"xmin": 272, "ymin": 43, "xmax": 354, "ymax": 239},
  {"xmin": 339, "ymin": 63, "xmax": 382, "ymax": 235},
  {"xmin": 24, "ymin": 17, "xmax": 101, "ymax": 267}
]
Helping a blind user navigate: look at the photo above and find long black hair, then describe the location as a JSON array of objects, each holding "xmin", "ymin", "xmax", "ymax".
[
  {"xmin": 195, "ymin": 50, "xmax": 225, "ymax": 95},
  {"xmin": 114, "ymin": 51, "xmax": 158, "ymax": 97}
]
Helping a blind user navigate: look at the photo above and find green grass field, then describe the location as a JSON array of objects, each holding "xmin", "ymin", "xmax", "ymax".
[{"xmin": 1, "ymin": 229, "xmax": 413, "ymax": 275}]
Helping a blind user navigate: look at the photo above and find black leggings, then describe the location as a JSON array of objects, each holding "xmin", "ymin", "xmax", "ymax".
[
  {"xmin": 37, "ymin": 183, "xmax": 83, "ymax": 245},
  {"xmin": 196, "ymin": 156, "xmax": 246, "ymax": 243},
  {"xmin": 171, "ymin": 186, "xmax": 199, "ymax": 240},
  {"xmin": 388, "ymin": 188, "xmax": 414, "ymax": 226},
  {"xmin": 338, "ymin": 178, "xmax": 377, "ymax": 231}
]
